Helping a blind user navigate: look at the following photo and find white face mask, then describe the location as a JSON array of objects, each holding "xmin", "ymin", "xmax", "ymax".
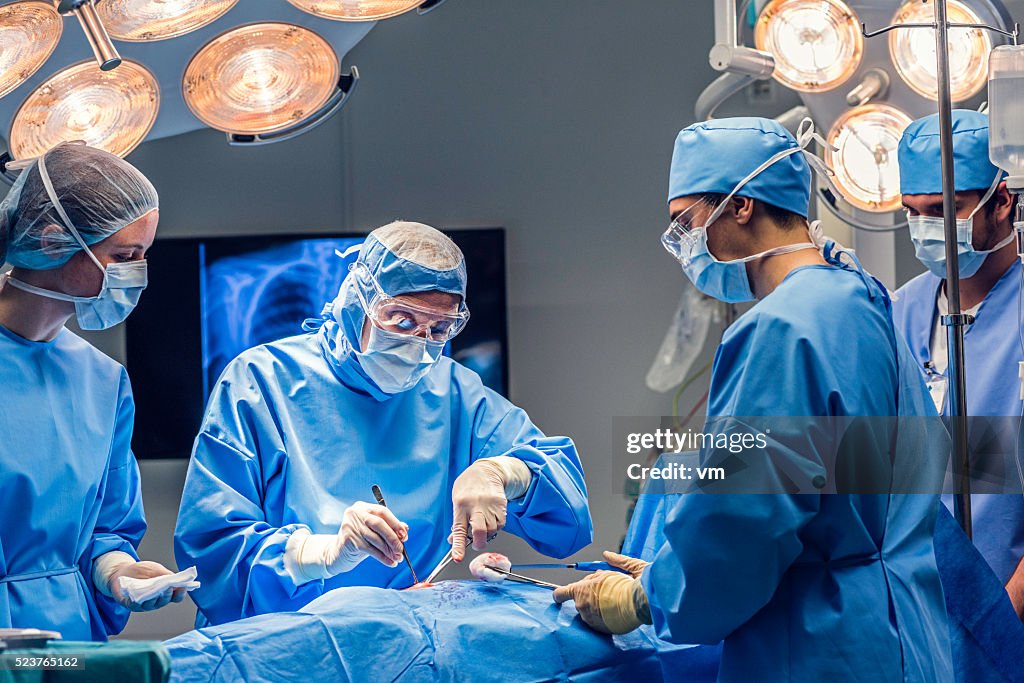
[
  {"xmin": 2, "ymin": 154, "xmax": 148, "ymax": 330},
  {"xmin": 356, "ymin": 325, "xmax": 445, "ymax": 394}
]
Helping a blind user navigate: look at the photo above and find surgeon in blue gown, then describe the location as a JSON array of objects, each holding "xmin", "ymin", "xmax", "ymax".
[
  {"xmin": 554, "ymin": 118, "xmax": 953, "ymax": 682},
  {"xmin": 0, "ymin": 143, "xmax": 187, "ymax": 641},
  {"xmin": 894, "ymin": 110, "xmax": 1024, "ymax": 603},
  {"xmin": 174, "ymin": 221, "xmax": 592, "ymax": 627}
]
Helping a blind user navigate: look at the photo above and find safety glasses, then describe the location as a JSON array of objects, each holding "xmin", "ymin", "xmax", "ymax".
[
  {"xmin": 661, "ymin": 199, "xmax": 715, "ymax": 266},
  {"xmin": 350, "ymin": 263, "xmax": 470, "ymax": 342}
]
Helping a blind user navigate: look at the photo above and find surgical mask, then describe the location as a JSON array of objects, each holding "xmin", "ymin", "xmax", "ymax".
[
  {"xmin": 1, "ymin": 153, "xmax": 149, "ymax": 330},
  {"xmin": 4, "ymin": 260, "xmax": 148, "ymax": 331},
  {"xmin": 906, "ymin": 174, "xmax": 1013, "ymax": 279},
  {"xmin": 357, "ymin": 325, "xmax": 445, "ymax": 394},
  {"xmin": 662, "ymin": 119, "xmax": 836, "ymax": 303}
]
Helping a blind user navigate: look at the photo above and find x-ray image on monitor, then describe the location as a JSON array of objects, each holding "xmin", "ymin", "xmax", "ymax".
[
  {"xmin": 200, "ymin": 237, "xmax": 361, "ymax": 397},
  {"xmin": 127, "ymin": 229, "xmax": 507, "ymax": 459}
]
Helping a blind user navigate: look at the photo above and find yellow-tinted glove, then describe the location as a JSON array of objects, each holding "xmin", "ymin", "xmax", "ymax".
[{"xmin": 552, "ymin": 569, "xmax": 651, "ymax": 634}]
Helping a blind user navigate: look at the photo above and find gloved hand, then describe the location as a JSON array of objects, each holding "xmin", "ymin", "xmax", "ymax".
[
  {"xmin": 326, "ymin": 501, "xmax": 410, "ymax": 575},
  {"xmin": 552, "ymin": 570, "xmax": 651, "ymax": 635},
  {"xmin": 450, "ymin": 459, "xmax": 507, "ymax": 562},
  {"xmin": 104, "ymin": 559, "xmax": 188, "ymax": 612},
  {"xmin": 602, "ymin": 550, "xmax": 650, "ymax": 578}
]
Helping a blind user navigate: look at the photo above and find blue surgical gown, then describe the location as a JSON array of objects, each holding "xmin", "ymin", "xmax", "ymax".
[
  {"xmin": 0, "ymin": 323, "xmax": 145, "ymax": 640},
  {"xmin": 174, "ymin": 332, "xmax": 593, "ymax": 626},
  {"xmin": 893, "ymin": 259, "xmax": 1024, "ymax": 583},
  {"xmin": 643, "ymin": 259, "xmax": 953, "ymax": 682}
]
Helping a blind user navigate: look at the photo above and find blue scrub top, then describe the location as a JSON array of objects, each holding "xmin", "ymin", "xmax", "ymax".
[
  {"xmin": 0, "ymin": 323, "xmax": 145, "ymax": 640},
  {"xmin": 893, "ymin": 259, "xmax": 1024, "ymax": 583},
  {"xmin": 643, "ymin": 258, "xmax": 953, "ymax": 682},
  {"xmin": 174, "ymin": 332, "xmax": 593, "ymax": 626}
]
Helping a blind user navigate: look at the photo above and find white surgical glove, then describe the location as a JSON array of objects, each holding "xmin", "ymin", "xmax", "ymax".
[
  {"xmin": 93, "ymin": 551, "xmax": 189, "ymax": 611},
  {"xmin": 449, "ymin": 456, "xmax": 533, "ymax": 562},
  {"xmin": 284, "ymin": 502, "xmax": 409, "ymax": 584}
]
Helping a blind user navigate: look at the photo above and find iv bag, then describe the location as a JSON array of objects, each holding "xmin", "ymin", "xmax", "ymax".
[
  {"xmin": 989, "ymin": 44, "xmax": 1024, "ymax": 191},
  {"xmin": 645, "ymin": 284, "xmax": 720, "ymax": 393}
]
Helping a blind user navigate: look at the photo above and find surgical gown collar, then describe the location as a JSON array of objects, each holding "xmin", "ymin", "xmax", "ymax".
[{"xmin": 308, "ymin": 234, "xmax": 467, "ymax": 401}]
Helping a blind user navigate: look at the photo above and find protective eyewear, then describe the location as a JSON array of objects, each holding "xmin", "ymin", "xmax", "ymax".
[
  {"xmin": 661, "ymin": 199, "xmax": 714, "ymax": 265},
  {"xmin": 350, "ymin": 263, "xmax": 469, "ymax": 342}
]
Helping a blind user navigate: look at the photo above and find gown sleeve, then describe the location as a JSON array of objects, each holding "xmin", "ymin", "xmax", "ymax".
[
  {"xmin": 82, "ymin": 368, "xmax": 147, "ymax": 637},
  {"xmin": 642, "ymin": 313, "xmax": 827, "ymax": 644},
  {"xmin": 173, "ymin": 357, "xmax": 318, "ymax": 625},
  {"xmin": 469, "ymin": 387, "xmax": 594, "ymax": 558}
]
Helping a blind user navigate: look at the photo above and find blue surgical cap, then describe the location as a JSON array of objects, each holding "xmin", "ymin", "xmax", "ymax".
[
  {"xmin": 0, "ymin": 142, "xmax": 158, "ymax": 270},
  {"xmin": 898, "ymin": 110, "xmax": 1003, "ymax": 195},
  {"xmin": 310, "ymin": 221, "xmax": 468, "ymax": 398},
  {"xmin": 668, "ymin": 117, "xmax": 812, "ymax": 218}
]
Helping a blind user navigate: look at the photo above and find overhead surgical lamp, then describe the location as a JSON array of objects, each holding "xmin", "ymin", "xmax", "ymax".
[
  {"xmin": 94, "ymin": 0, "xmax": 239, "ymax": 42},
  {"xmin": 825, "ymin": 103, "xmax": 913, "ymax": 212},
  {"xmin": 7, "ymin": 59, "xmax": 159, "ymax": 160},
  {"xmin": 754, "ymin": 0, "xmax": 864, "ymax": 93},
  {"xmin": 183, "ymin": 22, "xmax": 359, "ymax": 146},
  {"xmin": 889, "ymin": 0, "xmax": 992, "ymax": 101},
  {"xmin": 0, "ymin": 1, "xmax": 63, "ymax": 100},
  {"xmin": 55, "ymin": 1, "xmax": 121, "ymax": 71},
  {"xmin": 284, "ymin": 0, "xmax": 447, "ymax": 21}
]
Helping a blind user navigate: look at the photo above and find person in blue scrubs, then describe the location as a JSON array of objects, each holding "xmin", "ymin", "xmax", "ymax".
[
  {"xmin": 553, "ymin": 118, "xmax": 952, "ymax": 681},
  {"xmin": 894, "ymin": 110, "xmax": 1024, "ymax": 614},
  {"xmin": 174, "ymin": 221, "xmax": 592, "ymax": 626},
  {"xmin": 0, "ymin": 143, "xmax": 186, "ymax": 641}
]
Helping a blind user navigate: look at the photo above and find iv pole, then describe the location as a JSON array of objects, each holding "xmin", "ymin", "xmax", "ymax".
[{"xmin": 864, "ymin": 4, "xmax": 1017, "ymax": 537}]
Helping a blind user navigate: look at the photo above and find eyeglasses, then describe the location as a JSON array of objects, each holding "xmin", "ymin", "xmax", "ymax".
[{"xmin": 350, "ymin": 263, "xmax": 469, "ymax": 342}]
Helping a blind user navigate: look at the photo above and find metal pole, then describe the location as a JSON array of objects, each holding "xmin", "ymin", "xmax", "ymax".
[{"xmin": 934, "ymin": 0, "xmax": 973, "ymax": 537}]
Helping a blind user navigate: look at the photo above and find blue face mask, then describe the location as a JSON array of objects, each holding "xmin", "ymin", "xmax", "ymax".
[
  {"xmin": 356, "ymin": 325, "xmax": 445, "ymax": 394},
  {"xmin": 662, "ymin": 118, "xmax": 835, "ymax": 303},
  {"xmin": 906, "ymin": 175, "xmax": 1013, "ymax": 279},
  {"xmin": 4, "ymin": 259, "xmax": 148, "ymax": 330}
]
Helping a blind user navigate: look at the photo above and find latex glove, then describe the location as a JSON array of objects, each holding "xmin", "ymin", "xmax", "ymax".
[
  {"xmin": 288, "ymin": 502, "xmax": 409, "ymax": 582},
  {"xmin": 602, "ymin": 550, "xmax": 650, "ymax": 578},
  {"xmin": 96, "ymin": 553, "xmax": 188, "ymax": 612},
  {"xmin": 552, "ymin": 570, "xmax": 651, "ymax": 635},
  {"xmin": 449, "ymin": 456, "xmax": 531, "ymax": 561}
]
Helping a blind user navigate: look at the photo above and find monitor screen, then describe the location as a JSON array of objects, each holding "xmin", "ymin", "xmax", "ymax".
[{"xmin": 126, "ymin": 228, "xmax": 507, "ymax": 459}]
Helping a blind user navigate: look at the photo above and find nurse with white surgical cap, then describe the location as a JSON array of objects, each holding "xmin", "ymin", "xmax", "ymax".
[
  {"xmin": 174, "ymin": 221, "xmax": 592, "ymax": 626},
  {"xmin": 0, "ymin": 142, "xmax": 186, "ymax": 641}
]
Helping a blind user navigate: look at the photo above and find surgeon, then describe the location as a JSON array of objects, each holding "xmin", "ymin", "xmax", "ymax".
[
  {"xmin": 0, "ymin": 142, "xmax": 186, "ymax": 641},
  {"xmin": 553, "ymin": 118, "xmax": 953, "ymax": 681},
  {"xmin": 174, "ymin": 221, "xmax": 592, "ymax": 626},
  {"xmin": 894, "ymin": 110, "xmax": 1024, "ymax": 606}
]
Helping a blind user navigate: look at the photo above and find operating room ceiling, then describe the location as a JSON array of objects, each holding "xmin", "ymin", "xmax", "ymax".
[{"xmin": 0, "ymin": 1, "xmax": 376, "ymax": 149}]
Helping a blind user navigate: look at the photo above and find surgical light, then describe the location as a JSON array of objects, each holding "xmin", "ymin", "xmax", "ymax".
[
  {"xmin": 753, "ymin": 0, "xmax": 863, "ymax": 93},
  {"xmin": 826, "ymin": 104, "xmax": 913, "ymax": 213},
  {"xmin": 8, "ymin": 60, "xmax": 159, "ymax": 160},
  {"xmin": 182, "ymin": 23, "xmax": 342, "ymax": 139},
  {"xmin": 94, "ymin": 0, "xmax": 239, "ymax": 42},
  {"xmin": 0, "ymin": 1, "xmax": 63, "ymax": 100},
  {"xmin": 285, "ymin": 0, "xmax": 428, "ymax": 21},
  {"xmin": 889, "ymin": 0, "xmax": 991, "ymax": 102}
]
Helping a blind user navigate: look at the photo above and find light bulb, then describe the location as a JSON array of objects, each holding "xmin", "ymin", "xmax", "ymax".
[
  {"xmin": 183, "ymin": 23, "xmax": 340, "ymax": 136},
  {"xmin": 890, "ymin": 0, "xmax": 991, "ymax": 102},
  {"xmin": 0, "ymin": 1, "xmax": 63, "ymax": 100},
  {"xmin": 9, "ymin": 60, "xmax": 159, "ymax": 160},
  {"xmin": 754, "ymin": 0, "xmax": 863, "ymax": 93},
  {"xmin": 826, "ymin": 104, "xmax": 913, "ymax": 213}
]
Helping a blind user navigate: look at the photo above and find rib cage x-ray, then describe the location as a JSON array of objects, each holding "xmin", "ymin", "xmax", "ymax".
[{"xmin": 201, "ymin": 237, "xmax": 362, "ymax": 395}]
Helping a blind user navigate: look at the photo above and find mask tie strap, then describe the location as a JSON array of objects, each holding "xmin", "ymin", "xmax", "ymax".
[{"xmin": 36, "ymin": 152, "xmax": 105, "ymax": 274}]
